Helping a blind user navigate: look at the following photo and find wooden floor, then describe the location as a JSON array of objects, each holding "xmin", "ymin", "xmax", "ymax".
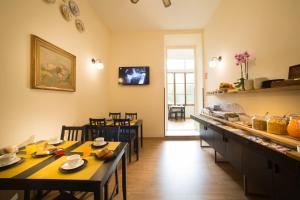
[
  {"xmin": 166, "ymin": 119, "xmax": 199, "ymax": 136},
  {"xmin": 46, "ymin": 139, "xmax": 266, "ymax": 200}
]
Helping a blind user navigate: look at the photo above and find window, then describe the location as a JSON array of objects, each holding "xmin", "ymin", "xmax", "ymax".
[
  {"xmin": 166, "ymin": 48, "xmax": 195, "ymax": 106},
  {"xmin": 167, "ymin": 72, "xmax": 195, "ymax": 105}
]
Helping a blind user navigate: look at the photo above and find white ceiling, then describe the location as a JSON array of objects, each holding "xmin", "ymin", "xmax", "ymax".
[{"xmin": 89, "ymin": 0, "xmax": 220, "ymax": 31}]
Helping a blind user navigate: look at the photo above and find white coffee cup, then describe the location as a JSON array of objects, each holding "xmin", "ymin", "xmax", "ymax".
[
  {"xmin": 48, "ymin": 137, "xmax": 60, "ymax": 144},
  {"xmin": 0, "ymin": 153, "xmax": 16, "ymax": 165},
  {"xmin": 66, "ymin": 154, "xmax": 82, "ymax": 167},
  {"xmin": 94, "ymin": 137, "xmax": 105, "ymax": 146}
]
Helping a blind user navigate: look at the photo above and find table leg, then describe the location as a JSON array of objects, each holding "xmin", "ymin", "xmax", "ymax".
[
  {"xmin": 122, "ymin": 151, "xmax": 127, "ymax": 200},
  {"xmin": 140, "ymin": 124, "xmax": 143, "ymax": 148},
  {"xmin": 135, "ymin": 127, "xmax": 139, "ymax": 161},
  {"xmin": 94, "ymin": 187, "xmax": 103, "ymax": 200},
  {"xmin": 24, "ymin": 190, "xmax": 30, "ymax": 200}
]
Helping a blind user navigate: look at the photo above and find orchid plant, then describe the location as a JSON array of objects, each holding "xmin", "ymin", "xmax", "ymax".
[{"xmin": 235, "ymin": 51, "xmax": 250, "ymax": 80}]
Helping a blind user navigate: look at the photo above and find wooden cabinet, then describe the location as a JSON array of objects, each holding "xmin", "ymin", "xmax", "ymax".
[
  {"xmin": 225, "ymin": 135, "xmax": 242, "ymax": 173},
  {"xmin": 242, "ymin": 142, "xmax": 272, "ymax": 197},
  {"xmin": 192, "ymin": 115, "xmax": 300, "ymax": 200},
  {"xmin": 271, "ymin": 156, "xmax": 299, "ymax": 200},
  {"xmin": 210, "ymin": 125, "xmax": 226, "ymax": 156}
]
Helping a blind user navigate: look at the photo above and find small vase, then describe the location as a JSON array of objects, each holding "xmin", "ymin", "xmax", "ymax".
[
  {"xmin": 244, "ymin": 79, "xmax": 254, "ymax": 90},
  {"xmin": 240, "ymin": 78, "xmax": 245, "ymax": 91}
]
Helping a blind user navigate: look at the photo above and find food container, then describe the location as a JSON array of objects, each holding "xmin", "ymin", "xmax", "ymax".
[
  {"xmin": 252, "ymin": 115, "xmax": 267, "ymax": 131},
  {"xmin": 287, "ymin": 115, "xmax": 300, "ymax": 138},
  {"xmin": 267, "ymin": 116, "xmax": 288, "ymax": 135},
  {"xmin": 253, "ymin": 77, "xmax": 268, "ymax": 89}
]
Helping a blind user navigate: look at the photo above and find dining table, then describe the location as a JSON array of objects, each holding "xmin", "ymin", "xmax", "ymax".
[{"xmin": 0, "ymin": 140, "xmax": 128, "ymax": 200}]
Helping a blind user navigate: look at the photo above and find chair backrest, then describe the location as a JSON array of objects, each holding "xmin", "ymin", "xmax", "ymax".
[
  {"xmin": 103, "ymin": 126, "xmax": 120, "ymax": 142},
  {"xmin": 125, "ymin": 112, "xmax": 138, "ymax": 120},
  {"xmin": 109, "ymin": 112, "xmax": 121, "ymax": 119},
  {"xmin": 89, "ymin": 118, "xmax": 106, "ymax": 126},
  {"xmin": 61, "ymin": 126, "xmax": 84, "ymax": 142},
  {"xmin": 113, "ymin": 118, "xmax": 130, "ymax": 126},
  {"xmin": 84, "ymin": 125, "xmax": 120, "ymax": 142},
  {"xmin": 84, "ymin": 125, "xmax": 104, "ymax": 141}
]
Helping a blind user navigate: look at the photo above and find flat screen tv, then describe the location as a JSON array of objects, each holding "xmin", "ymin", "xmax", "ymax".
[{"xmin": 118, "ymin": 66, "xmax": 150, "ymax": 85}]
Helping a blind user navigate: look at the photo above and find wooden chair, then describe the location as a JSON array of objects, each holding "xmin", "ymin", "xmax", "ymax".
[
  {"xmin": 41, "ymin": 126, "xmax": 84, "ymax": 199},
  {"xmin": 113, "ymin": 118, "xmax": 130, "ymax": 126},
  {"xmin": 84, "ymin": 125, "xmax": 120, "ymax": 142},
  {"xmin": 84, "ymin": 125, "xmax": 120, "ymax": 199},
  {"xmin": 113, "ymin": 119, "xmax": 138, "ymax": 162},
  {"xmin": 89, "ymin": 118, "xmax": 106, "ymax": 126},
  {"xmin": 84, "ymin": 125, "xmax": 104, "ymax": 141},
  {"xmin": 109, "ymin": 112, "xmax": 121, "ymax": 119},
  {"xmin": 60, "ymin": 126, "xmax": 85, "ymax": 142},
  {"xmin": 125, "ymin": 112, "xmax": 138, "ymax": 120}
]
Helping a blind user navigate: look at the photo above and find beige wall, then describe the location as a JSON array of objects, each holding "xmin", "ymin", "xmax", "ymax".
[
  {"xmin": 0, "ymin": 0, "xmax": 111, "ymax": 147},
  {"xmin": 108, "ymin": 31, "xmax": 165, "ymax": 137},
  {"xmin": 204, "ymin": 0, "xmax": 300, "ymax": 116}
]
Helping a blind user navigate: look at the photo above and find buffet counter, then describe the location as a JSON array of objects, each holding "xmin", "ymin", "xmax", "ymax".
[{"xmin": 191, "ymin": 114, "xmax": 300, "ymax": 200}]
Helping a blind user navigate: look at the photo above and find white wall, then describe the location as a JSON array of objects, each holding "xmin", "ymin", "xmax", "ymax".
[
  {"xmin": 164, "ymin": 33, "xmax": 203, "ymax": 113},
  {"xmin": 204, "ymin": 0, "xmax": 300, "ymax": 116},
  {"xmin": 0, "ymin": 0, "xmax": 111, "ymax": 147},
  {"xmin": 108, "ymin": 31, "xmax": 165, "ymax": 137}
]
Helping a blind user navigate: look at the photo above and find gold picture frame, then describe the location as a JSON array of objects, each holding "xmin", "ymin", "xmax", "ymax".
[{"xmin": 31, "ymin": 34, "xmax": 76, "ymax": 92}]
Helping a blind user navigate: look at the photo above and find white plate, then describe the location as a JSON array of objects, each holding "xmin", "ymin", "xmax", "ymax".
[
  {"xmin": 0, "ymin": 157, "xmax": 21, "ymax": 167},
  {"xmin": 61, "ymin": 159, "xmax": 84, "ymax": 170},
  {"xmin": 48, "ymin": 140, "xmax": 63, "ymax": 145},
  {"xmin": 93, "ymin": 141, "xmax": 107, "ymax": 147}
]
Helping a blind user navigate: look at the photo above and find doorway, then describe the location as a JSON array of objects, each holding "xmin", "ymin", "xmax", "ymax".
[{"xmin": 165, "ymin": 47, "xmax": 199, "ymax": 136}]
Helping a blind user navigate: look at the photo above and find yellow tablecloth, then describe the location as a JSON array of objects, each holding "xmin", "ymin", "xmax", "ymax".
[
  {"xmin": 0, "ymin": 155, "xmax": 50, "ymax": 178},
  {"xmin": 0, "ymin": 141, "xmax": 78, "ymax": 178},
  {"xmin": 72, "ymin": 141, "xmax": 120, "ymax": 153},
  {"xmin": 56, "ymin": 141, "xmax": 78, "ymax": 149},
  {"xmin": 28, "ymin": 142, "xmax": 120, "ymax": 180},
  {"xmin": 28, "ymin": 156, "xmax": 103, "ymax": 180},
  {"xmin": 106, "ymin": 119, "xmax": 138, "ymax": 126}
]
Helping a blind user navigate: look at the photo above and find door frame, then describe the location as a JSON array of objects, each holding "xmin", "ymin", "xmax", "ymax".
[{"xmin": 164, "ymin": 45, "xmax": 200, "ymax": 137}]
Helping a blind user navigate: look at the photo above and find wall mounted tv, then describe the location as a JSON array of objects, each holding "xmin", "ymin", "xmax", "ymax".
[{"xmin": 118, "ymin": 66, "xmax": 150, "ymax": 85}]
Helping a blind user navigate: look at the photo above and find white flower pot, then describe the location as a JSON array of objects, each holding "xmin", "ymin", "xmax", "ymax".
[{"xmin": 244, "ymin": 79, "xmax": 254, "ymax": 90}]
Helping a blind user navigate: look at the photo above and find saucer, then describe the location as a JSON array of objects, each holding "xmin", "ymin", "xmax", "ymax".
[
  {"xmin": 48, "ymin": 140, "xmax": 64, "ymax": 146},
  {"xmin": 0, "ymin": 157, "xmax": 24, "ymax": 170},
  {"xmin": 91, "ymin": 141, "xmax": 108, "ymax": 149},
  {"xmin": 59, "ymin": 159, "xmax": 87, "ymax": 173},
  {"xmin": 32, "ymin": 149, "xmax": 55, "ymax": 158}
]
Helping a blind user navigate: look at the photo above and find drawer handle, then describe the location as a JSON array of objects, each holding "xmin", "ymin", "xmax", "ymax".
[
  {"xmin": 267, "ymin": 160, "xmax": 272, "ymax": 170},
  {"xmin": 274, "ymin": 164, "xmax": 280, "ymax": 174}
]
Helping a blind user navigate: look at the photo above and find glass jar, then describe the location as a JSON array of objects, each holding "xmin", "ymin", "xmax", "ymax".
[
  {"xmin": 287, "ymin": 115, "xmax": 300, "ymax": 138},
  {"xmin": 252, "ymin": 115, "xmax": 267, "ymax": 131},
  {"xmin": 267, "ymin": 116, "xmax": 288, "ymax": 135}
]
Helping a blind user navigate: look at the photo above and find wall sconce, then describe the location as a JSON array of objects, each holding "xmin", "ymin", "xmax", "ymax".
[
  {"xmin": 209, "ymin": 56, "xmax": 222, "ymax": 68},
  {"xmin": 91, "ymin": 58, "xmax": 104, "ymax": 70}
]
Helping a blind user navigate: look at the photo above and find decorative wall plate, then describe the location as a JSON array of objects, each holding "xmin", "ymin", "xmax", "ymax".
[
  {"xmin": 69, "ymin": 0, "xmax": 80, "ymax": 17},
  {"xmin": 60, "ymin": 4, "xmax": 72, "ymax": 21},
  {"xmin": 75, "ymin": 19, "xmax": 85, "ymax": 33}
]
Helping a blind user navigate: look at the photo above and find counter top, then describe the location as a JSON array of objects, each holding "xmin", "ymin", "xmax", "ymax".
[{"xmin": 191, "ymin": 114, "xmax": 300, "ymax": 162}]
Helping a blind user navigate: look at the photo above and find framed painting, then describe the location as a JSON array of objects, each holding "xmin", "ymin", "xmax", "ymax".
[{"xmin": 31, "ymin": 34, "xmax": 76, "ymax": 92}]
